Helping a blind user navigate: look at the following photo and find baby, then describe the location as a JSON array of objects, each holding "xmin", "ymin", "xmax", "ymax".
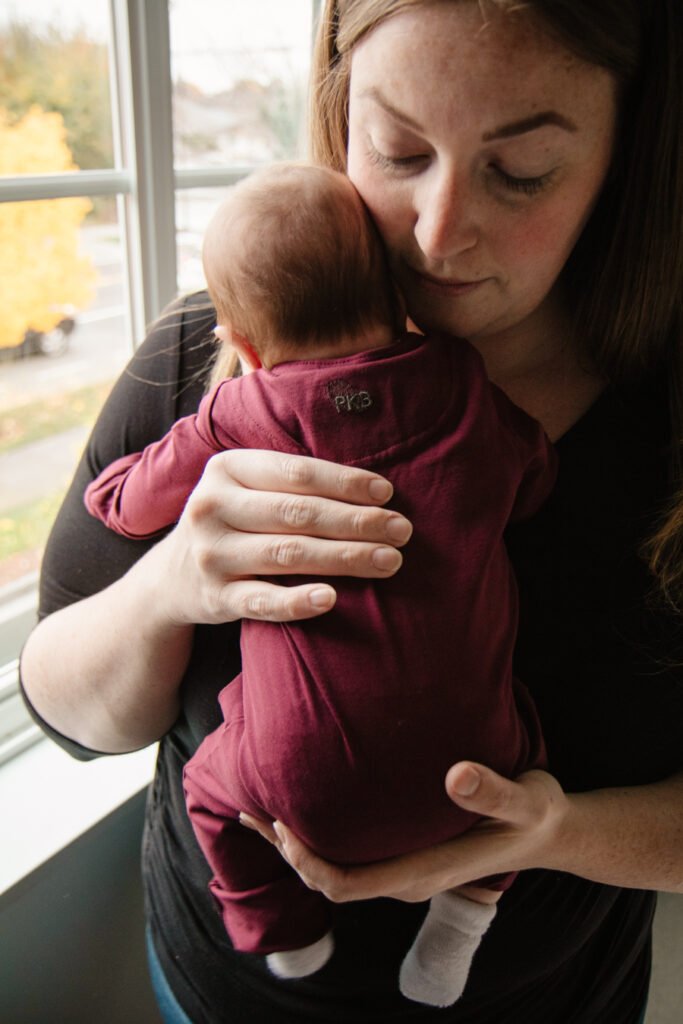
[{"xmin": 85, "ymin": 162, "xmax": 556, "ymax": 1007}]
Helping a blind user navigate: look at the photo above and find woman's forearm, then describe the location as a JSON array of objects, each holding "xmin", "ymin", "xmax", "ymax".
[
  {"xmin": 546, "ymin": 773, "xmax": 683, "ymax": 892},
  {"xmin": 443, "ymin": 764, "xmax": 683, "ymax": 894},
  {"xmin": 20, "ymin": 538, "xmax": 195, "ymax": 754}
]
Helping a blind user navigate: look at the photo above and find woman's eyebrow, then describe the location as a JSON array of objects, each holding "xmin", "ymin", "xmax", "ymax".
[
  {"xmin": 482, "ymin": 112, "xmax": 578, "ymax": 140},
  {"xmin": 358, "ymin": 87, "xmax": 423, "ymax": 130},
  {"xmin": 358, "ymin": 88, "xmax": 577, "ymax": 141}
]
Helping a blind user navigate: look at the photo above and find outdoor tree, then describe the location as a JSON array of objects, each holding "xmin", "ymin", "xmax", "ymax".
[
  {"xmin": 0, "ymin": 106, "xmax": 96, "ymax": 349},
  {"xmin": 0, "ymin": 20, "xmax": 113, "ymax": 170}
]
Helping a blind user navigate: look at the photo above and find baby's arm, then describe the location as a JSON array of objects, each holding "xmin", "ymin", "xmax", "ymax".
[{"xmin": 84, "ymin": 393, "xmax": 224, "ymax": 538}]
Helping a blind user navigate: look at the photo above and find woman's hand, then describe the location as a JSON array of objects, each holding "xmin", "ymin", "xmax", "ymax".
[
  {"xmin": 158, "ymin": 448, "xmax": 413, "ymax": 627},
  {"xmin": 20, "ymin": 449, "xmax": 410, "ymax": 753},
  {"xmin": 240, "ymin": 762, "xmax": 569, "ymax": 903}
]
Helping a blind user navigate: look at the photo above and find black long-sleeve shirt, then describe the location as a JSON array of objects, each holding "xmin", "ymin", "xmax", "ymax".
[{"xmin": 23, "ymin": 294, "xmax": 682, "ymax": 1023}]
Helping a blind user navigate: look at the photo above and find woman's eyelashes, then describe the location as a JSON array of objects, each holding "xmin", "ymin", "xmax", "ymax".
[
  {"xmin": 366, "ymin": 139, "xmax": 556, "ymax": 197},
  {"xmin": 366, "ymin": 142, "xmax": 427, "ymax": 171},
  {"xmin": 490, "ymin": 165, "xmax": 556, "ymax": 196}
]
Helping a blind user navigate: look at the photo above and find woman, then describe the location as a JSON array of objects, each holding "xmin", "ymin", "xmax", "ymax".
[{"xmin": 20, "ymin": 1, "xmax": 683, "ymax": 1022}]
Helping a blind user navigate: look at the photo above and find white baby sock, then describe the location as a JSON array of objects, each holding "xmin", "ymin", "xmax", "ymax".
[
  {"xmin": 399, "ymin": 890, "xmax": 497, "ymax": 1007},
  {"xmin": 266, "ymin": 930, "xmax": 334, "ymax": 979}
]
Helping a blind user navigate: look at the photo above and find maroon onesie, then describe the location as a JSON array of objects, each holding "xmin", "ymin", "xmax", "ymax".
[{"xmin": 85, "ymin": 333, "xmax": 556, "ymax": 955}]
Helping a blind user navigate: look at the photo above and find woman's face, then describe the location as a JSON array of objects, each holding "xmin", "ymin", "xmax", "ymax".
[{"xmin": 346, "ymin": 3, "xmax": 618, "ymax": 349}]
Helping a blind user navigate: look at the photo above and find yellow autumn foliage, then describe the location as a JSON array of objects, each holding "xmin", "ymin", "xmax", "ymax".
[{"xmin": 0, "ymin": 105, "xmax": 96, "ymax": 349}]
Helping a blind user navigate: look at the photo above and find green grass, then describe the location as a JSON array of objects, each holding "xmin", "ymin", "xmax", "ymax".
[
  {"xmin": 0, "ymin": 490, "xmax": 65, "ymax": 562},
  {"xmin": 0, "ymin": 381, "xmax": 114, "ymax": 577},
  {"xmin": 0, "ymin": 380, "xmax": 113, "ymax": 454}
]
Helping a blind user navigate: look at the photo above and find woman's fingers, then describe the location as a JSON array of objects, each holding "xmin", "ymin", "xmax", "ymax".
[
  {"xmin": 238, "ymin": 812, "xmax": 279, "ymax": 844},
  {"xmin": 445, "ymin": 762, "xmax": 563, "ymax": 831},
  {"xmin": 204, "ymin": 450, "xmax": 412, "ymax": 547},
  {"xmin": 215, "ymin": 448, "xmax": 395, "ymax": 506},
  {"xmin": 239, "ymin": 813, "xmax": 380, "ymax": 898},
  {"xmin": 218, "ymin": 487, "xmax": 411, "ymax": 546},
  {"xmin": 446, "ymin": 763, "xmax": 523, "ymax": 822},
  {"xmin": 445, "ymin": 762, "xmax": 569, "ymax": 872},
  {"xmin": 202, "ymin": 531, "xmax": 405, "ymax": 581},
  {"xmin": 165, "ymin": 449, "xmax": 413, "ymax": 625},
  {"xmin": 224, "ymin": 580, "xmax": 337, "ymax": 622},
  {"xmin": 265, "ymin": 823, "xmax": 458, "ymax": 903}
]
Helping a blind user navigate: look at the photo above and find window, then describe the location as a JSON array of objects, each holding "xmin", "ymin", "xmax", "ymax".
[
  {"xmin": 0, "ymin": 0, "xmax": 319, "ymax": 764},
  {"xmin": 170, "ymin": 0, "xmax": 318, "ymax": 292}
]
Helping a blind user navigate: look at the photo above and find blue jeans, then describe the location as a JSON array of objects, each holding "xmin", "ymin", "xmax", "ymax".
[{"xmin": 146, "ymin": 926, "xmax": 194, "ymax": 1024}]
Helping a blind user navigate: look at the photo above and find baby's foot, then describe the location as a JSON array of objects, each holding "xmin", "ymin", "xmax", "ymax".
[
  {"xmin": 399, "ymin": 891, "xmax": 497, "ymax": 1006},
  {"xmin": 266, "ymin": 930, "xmax": 334, "ymax": 979}
]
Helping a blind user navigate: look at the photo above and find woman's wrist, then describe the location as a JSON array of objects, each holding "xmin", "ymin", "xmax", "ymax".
[
  {"xmin": 132, "ymin": 529, "xmax": 202, "ymax": 630},
  {"xmin": 529, "ymin": 775, "xmax": 683, "ymax": 892}
]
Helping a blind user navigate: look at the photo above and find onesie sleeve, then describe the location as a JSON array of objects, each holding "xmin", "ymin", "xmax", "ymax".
[
  {"xmin": 489, "ymin": 384, "xmax": 558, "ymax": 523},
  {"xmin": 83, "ymin": 386, "xmax": 226, "ymax": 539}
]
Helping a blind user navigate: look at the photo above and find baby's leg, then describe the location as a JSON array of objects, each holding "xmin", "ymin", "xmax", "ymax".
[
  {"xmin": 184, "ymin": 721, "xmax": 334, "ymax": 975},
  {"xmin": 399, "ymin": 884, "xmax": 501, "ymax": 1007}
]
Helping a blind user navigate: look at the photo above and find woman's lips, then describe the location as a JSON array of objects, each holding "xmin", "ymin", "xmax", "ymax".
[{"xmin": 404, "ymin": 264, "xmax": 487, "ymax": 296}]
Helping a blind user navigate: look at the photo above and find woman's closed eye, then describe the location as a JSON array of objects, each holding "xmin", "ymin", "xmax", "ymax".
[
  {"xmin": 367, "ymin": 138, "xmax": 557, "ymax": 199},
  {"xmin": 366, "ymin": 141, "xmax": 428, "ymax": 172},
  {"xmin": 491, "ymin": 164, "xmax": 556, "ymax": 197}
]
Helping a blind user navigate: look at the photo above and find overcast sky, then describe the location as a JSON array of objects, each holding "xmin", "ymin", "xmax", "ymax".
[{"xmin": 0, "ymin": 0, "xmax": 316, "ymax": 91}]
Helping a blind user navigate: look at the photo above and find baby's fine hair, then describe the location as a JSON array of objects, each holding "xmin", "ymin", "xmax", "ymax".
[{"xmin": 202, "ymin": 162, "xmax": 402, "ymax": 355}]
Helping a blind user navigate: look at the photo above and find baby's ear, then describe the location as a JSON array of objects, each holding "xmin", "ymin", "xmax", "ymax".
[
  {"xmin": 227, "ymin": 328, "xmax": 262, "ymax": 373},
  {"xmin": 213, "ymin": 323, "xmax": 230, "ymax": 344}
]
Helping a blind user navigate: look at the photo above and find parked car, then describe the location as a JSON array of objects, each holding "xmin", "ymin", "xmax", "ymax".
[{"xmin": 0, "ymin": 307, "xmax": 77, "ymax": 361}]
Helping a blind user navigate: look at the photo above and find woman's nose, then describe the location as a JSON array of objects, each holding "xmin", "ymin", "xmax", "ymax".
[{"xmin": 413, "ymin": 171, "xmax": 479, "ymax": 263}]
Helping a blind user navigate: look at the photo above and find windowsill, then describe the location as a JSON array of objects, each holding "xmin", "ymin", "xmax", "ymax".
[{"xmin": 0, "ymin": 735, "xmax": 157, "ymax": 894}]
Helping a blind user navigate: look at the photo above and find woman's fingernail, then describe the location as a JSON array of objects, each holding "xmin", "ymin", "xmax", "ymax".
[
  {"xmin": 452, "ymin": 766, "xmax": 481, "ymax": 796},
  {"xmin": 372, "ymin": 547, "xmax": 402, "ymax": 572},
  {"xmin": 369, "ymin": 478, "xmax": 393, "ymax": 502},
  {"xmin": 309, "ymin": 587, "xmax": 335, "ymax": 609},
  {"xmin": 273, "ymin": 821, "xmax": 285, "ymax": 844},
  {"xmin": 386, "ymin": 515, "xmax": 412, "ymax": 544}
]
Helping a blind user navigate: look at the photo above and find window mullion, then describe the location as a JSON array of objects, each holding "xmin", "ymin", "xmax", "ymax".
[
  {"xmin": 0, "ymin": 171, "xmax": 131, "ymax": 204},
  {"xmin": 113, "ymin": 0, "xmax": 178, "ymax": 339}
]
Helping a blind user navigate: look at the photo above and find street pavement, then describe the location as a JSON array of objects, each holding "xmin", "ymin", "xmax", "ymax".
[{"xmin": 0, "ymin": 426, "xmax": 89, "ymax": 515}]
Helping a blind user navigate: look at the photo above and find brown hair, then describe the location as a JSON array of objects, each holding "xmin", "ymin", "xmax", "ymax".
[
  {"xmin": 310, "ymin": 0, "xmax": 683, "ymax": 607},
  {"xmin": 203, "ymin": 162, "xmax": 401, "ymax": 383}
]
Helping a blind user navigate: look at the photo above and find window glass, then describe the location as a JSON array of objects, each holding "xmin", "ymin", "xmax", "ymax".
[
  {"xmin": 0, "ymin": 0, "xmax": 122, "ymax": 607},
  {"xmin": 0, "ymin": 200, "xmax": 129, "ymax": 595},
  {"xmin": 0, "ymin": 1, "xmax": 114, "ymax": 174},
  {"xmin": 169, "ymin": 0, "xmax": 316, "ymax": 169},
  {"xmin": 0, "ymin": 2, "xmax": 122, "ymax": 756},
  {"xmin": 176, "ymin": 186, "xmax": 230, "ymax": 295}
]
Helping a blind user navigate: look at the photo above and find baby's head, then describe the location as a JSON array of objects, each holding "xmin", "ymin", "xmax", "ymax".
[{"xmin": 202, "ymin": 162, "xmax": 403, "ymax": 372}]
